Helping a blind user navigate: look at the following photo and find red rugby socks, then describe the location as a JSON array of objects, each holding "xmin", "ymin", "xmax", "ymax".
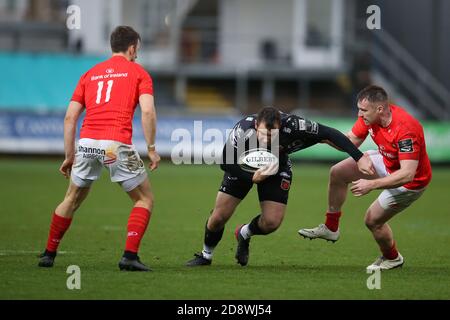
[
  {"xmin": 46, "ymin": 212, "xmax": 73, "ymax": 253},
  {"xmin": 125, "ymin": 207, "xmax": 151, "ymax": 254},
  {"xmin": 325, "ymin": 211, "xmax": 341, "ymax": 232},
  {"xmin": 382, "ymin": 241, "xmax": 399, "ymax": 260}
]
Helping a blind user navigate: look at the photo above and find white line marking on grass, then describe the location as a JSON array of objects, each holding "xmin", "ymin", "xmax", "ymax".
[{"xmin": 0, "ymin": 250, "xmax": 70, "ymax": 256}]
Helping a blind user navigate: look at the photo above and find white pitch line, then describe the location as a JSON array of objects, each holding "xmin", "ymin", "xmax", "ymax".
[{"xmin": 0, "ymin": 250, "xmax": 69, "ymax": 256}]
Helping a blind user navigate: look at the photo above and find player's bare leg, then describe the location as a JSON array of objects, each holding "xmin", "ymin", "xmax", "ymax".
[
  {"xmin": 127, "ymin": 176, "xmax": 153, "ymax": 211},
  {"xmin": 208, "ymin": 192, "xmax": 241, "ymax": 231},
  {"xmin": 299, "ymin": 156, "xmax": 377, "ymax": 241},
  {"xmin": 259, "ymin": 201, "xmax": 286, "ymax": 233},
  {"xmin": 186, "ymin": 192, "xmax": 241, "ymax": 266},
  {"xmin": 55, "ymin": 181, "xmax": 91, "ymax": 218},
  {"xmin": 365, "ymin": 200, "xmax": 404, "ymax": 270},
  {"xmin": 328, "ymin": 156, "xmax": 379, "ymax": 215},
  {"xmin": 118, "ymin": 177, "xmax": 154, "ymax": 271},
  {"xmin": 39, "ymin": 182, "xmax": 90, "ymax": 267},
  {"xmin": 235, "ymin": 201, "xmax": 286, "ymax": 266}
]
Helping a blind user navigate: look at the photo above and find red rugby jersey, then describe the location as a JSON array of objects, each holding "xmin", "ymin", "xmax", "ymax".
[
  {"xmin": 352, "ymin": 104, "xmax": 432, "ymax": 190},
  {"xmin": 71, "ymin": 55, "xmax": 153, "ymax": 145}
]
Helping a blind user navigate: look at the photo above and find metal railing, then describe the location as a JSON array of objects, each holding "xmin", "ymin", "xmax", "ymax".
[{"xmin": 370, "ymin": 30, "xmax": 450, "ymax": 120}]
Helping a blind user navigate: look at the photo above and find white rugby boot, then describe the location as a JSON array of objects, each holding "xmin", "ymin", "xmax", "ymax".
[
  {"xmin": 366, "ymin": 253, "xmax": 404, "ymax": 271},
  {"xmin": 298, "ymin": 224, "xmax": 340, "ymax": 243}
]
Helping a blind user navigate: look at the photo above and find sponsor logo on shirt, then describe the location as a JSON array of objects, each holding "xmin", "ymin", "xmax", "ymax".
[
  {"xmin": 378, "ymin": 145, "xmax": 396, "ymax": 158},
  {"xmin": 91, "ymin": 72, "xmax": 128, "ymax": 81},
  {"xmin": 379, "ymin": 148, "xmax": 397, "ymax": 159}
]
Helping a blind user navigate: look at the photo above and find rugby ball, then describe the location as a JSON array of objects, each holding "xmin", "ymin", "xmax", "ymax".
[{"xmin": 238, "ymin": 148, "xmax": 279, "ymax": 173}]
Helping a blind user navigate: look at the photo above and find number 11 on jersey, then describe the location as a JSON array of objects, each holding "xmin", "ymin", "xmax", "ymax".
[{"xmin": 96, "ymin": 80, "xmax": 114, "ymax": 104}]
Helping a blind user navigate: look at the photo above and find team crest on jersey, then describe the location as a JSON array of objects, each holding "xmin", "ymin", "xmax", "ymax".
[
  {"xmin": 398, "ymin": 138, "xmax": 414, "ymax": 153},
  {"xmin": 280, "ymin": 178, "xmax": 290, "ymax": 191}
]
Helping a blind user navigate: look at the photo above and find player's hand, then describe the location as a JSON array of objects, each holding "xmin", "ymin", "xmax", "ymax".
[
  {"xmin": 59, "ymin": 157, "xmax": 74, "ymax": 179},
  {"xmin": 350, "ymin": 179, "xmax": 375, "ymax": 197},
  {"xmin": 252, "ymin": 162, "xmax": 278, "ymax": 184},
  {"xmin": 148, "ymin": 150, "xmax": 160, "ymax": 171},
  {"xmin": 357, "ymin": 153, "xmax": 375, "ymax": 176}
]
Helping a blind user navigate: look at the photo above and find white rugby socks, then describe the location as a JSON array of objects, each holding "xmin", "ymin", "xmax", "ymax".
[
  {"xmin": 202, "ymin": 245, "xmax": 214, "ymax": 260},
  {"xmin": 240, "ymin": 224, "xmax": 253, "ymax": 240}
]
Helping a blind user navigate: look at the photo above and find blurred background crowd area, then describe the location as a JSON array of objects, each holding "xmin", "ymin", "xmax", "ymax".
[{"xmin": 0, "ymin": 0, "xmax": 449, "ymax": 159}]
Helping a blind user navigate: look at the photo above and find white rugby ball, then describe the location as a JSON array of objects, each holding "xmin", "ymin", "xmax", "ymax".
[{"xmin": 238, "ymin": 148, "xmax": 279, "ymax": 173}]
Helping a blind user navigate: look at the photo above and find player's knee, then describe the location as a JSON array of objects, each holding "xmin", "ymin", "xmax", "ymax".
[
  {"xmin": 365, "ymin": 214, "xmax": 381, "ymax": 231},
  {"xmin": 208, "ymin": 210, "xmax": 228, "ymax": 230},
  {"xmin": 365, "ymin": 217, "xmax": 374, "ymax": 230},
  {"xmin": 329, "ymin": 164, "xmax": 345, "ymax": 182},
  {"xmin": 260, "ymin": 216, "xmax": 282, "ymax": 233}
]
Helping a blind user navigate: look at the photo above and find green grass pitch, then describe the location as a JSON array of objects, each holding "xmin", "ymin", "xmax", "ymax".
[{"xmin": 0, "ymin": 158, "xmax": 449, "ymax": 299}]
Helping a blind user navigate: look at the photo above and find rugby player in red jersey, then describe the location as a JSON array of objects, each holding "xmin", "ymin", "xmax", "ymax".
[
  {"xmin": 38, "ymin": 26, "xmax": 160, "ymax": 271},
  {"xmin": 299, "ymin": 85, "xmax": 432, "ymax": 270}
]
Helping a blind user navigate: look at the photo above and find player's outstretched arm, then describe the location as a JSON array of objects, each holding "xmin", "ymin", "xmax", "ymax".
[
  {"xmin": 60, "ymin": 101, "xmax": 84, "ymax": 178},
  {"xmin": 317, "ymin": 124, "xmax": 375, "ymax": 175},
  {"xmin": 321, "ymin": 131, "xmax": 364, "ymax": 150},
  {"xmin": 139, "ymin": 94, "xmax": 160, "ymax": 171},
  {"xmin": 346, "ymin": 131, "xmax": 373, "ymax": 175}
]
